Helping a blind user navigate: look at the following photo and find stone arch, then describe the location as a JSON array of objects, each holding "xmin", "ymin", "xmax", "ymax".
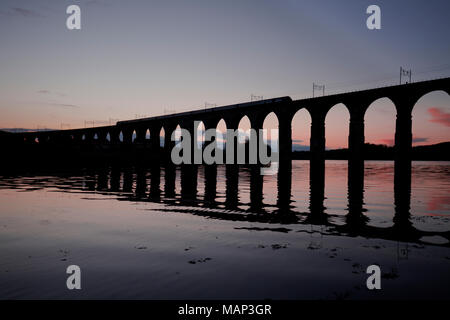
[
  {"xmin": 325, "ymin": 103, "xmax": 351, "ymax": 150},
  {"xmin": 216, "ymin": 118, "xmax": 227, "ymax": 150},
  {"xmin": 196, "ymin": 121, "xmax": 205, "ymax": 148},
  {"xmin": 364, "ymin": 97, "xmax": 397, "ymax": 147},
  {"xmin": 173, "ymin": 124, "xmax": 182, "ymax": 145},
  {"xmin": 291, "ymin": 108, "xmax": 312, "ymax": 152},
  {"xmin": 323, "ymin": 100, "xmax": 352, "ymax": 119},
  {"xmin": 262, "ymin": 112, "xmax": 279, "ymax": 154},
  {"xmin": 159, "ymin": 127, "xmax": 165, "ymax": 147},
  {"xmin": 237, "ymin": 115, "xmax": 252, "ymax": 144},
  {"xmin": 414, "ymin": 87, "xmax": 450, "ymax": 107},
  {"xmin": 411, "ymin": 90, "xmax": 450, "ymax": 146}
]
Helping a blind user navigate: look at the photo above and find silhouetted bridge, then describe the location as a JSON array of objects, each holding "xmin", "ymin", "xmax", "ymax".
[
  {"xmin": 2, "ymin": 77, "xmax": 449, "ymax": 165},
  {"xmin": 2, "ymin": 78, "xmax": 449, "ymax": 245}
]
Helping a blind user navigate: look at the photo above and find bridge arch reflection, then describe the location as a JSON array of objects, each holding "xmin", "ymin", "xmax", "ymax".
[{"xmin": 1, "ymin": 159, "xmax": 439, "ymax": 248}]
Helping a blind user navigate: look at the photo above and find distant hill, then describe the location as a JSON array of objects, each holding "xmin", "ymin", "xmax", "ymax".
[
  {"xmin": 292, "ymin": 142, "xmax": 450, "ymax": 161},
  {"xmin": 411, "ymin": 142, "xmax": 450, "ymax": 160}
]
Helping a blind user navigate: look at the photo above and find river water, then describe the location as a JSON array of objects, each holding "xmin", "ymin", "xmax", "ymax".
[{"xmin": 0, "ymin": 160, "xmax": 449, "ymax": 299}]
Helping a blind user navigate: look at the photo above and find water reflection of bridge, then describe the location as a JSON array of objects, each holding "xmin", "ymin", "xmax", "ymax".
[{"xmin": 8, "ymin": 159, "xmax": 446, "ymax": 248}]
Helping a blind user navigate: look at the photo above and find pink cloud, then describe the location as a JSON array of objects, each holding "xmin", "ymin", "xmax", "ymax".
[{"xmin": 428, "ymin": 107, "xmax": 450, "ymax": 127}]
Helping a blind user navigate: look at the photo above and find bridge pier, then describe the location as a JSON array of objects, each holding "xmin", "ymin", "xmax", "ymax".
[
  {"xmin": 393, "ymin": 157, "xmax": 412, "ymax": 237},
  {"xmin": 309, "ymin": 111, "xmax": 326, "ymax": 161},
  {"xmin": 108, "ymin": 129, "xmax": 118, "ymax": 144},
  {"xmin": 84, "ymin": 132, "xmax": 94, "ymax": 143},
  {"xmin": 348, "ymin": 108, "xmax": 366, "ymax": 160},
  {"xmin": 248, "ymin": 114, "xmax": 264, "ymax": 164},
  {"xmin": 278, "ymin": 113, "xmax": 293, "ymax": 163},
  {"xmin": 394, "ymin": 108, "xmax": 413, "ymax": 161},
  {"xmin": 178, "ymin": 120, "xmax": 198, "ymax": 164},
  {"xmin": 202, "ymin": 118, "xmax": 221, "ymax": 164},
  {"xmin": 164, "ymin": 123, "xmax": 177, "ymax": 160},
  {"xmin": 97, "ymin": 131, "xmax": 108, "ymax": 144},
  {"xmin": 121, "ymin": 129, "xmax": 133, "ymax": 144},
  {"xmin": 390, "ymin": 96, "xmax": 415, "ymax": 236},
  {"xmin": 148, "ymin": 125, "xmax": 159, "ymax": 150},
  {"xmin": 135, "ymin": 127, "xmax": 146, "ymax": 144},
  {"xmin": 223, "ymin": 117, "xmax": 240, "ymax": 165}
]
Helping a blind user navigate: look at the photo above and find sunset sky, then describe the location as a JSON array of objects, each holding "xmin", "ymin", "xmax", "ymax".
[{"xmin": 0, "ymin": 0, "xmax": 449, "ymax": 149}]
